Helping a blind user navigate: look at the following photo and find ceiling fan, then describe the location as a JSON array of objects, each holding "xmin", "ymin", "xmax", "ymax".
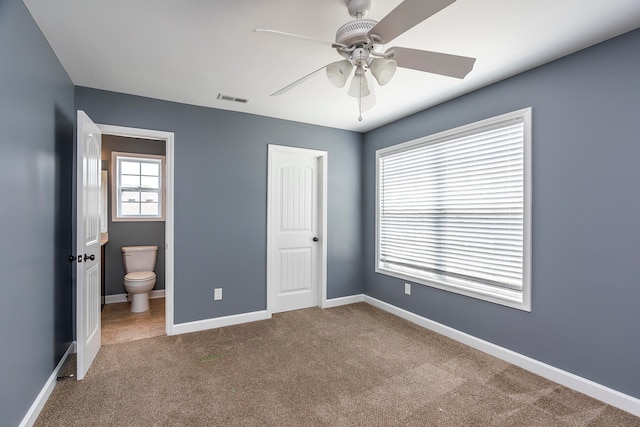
[{"xmin": 256, "ymin": 0, "xmax": 476, "ymax": 121}]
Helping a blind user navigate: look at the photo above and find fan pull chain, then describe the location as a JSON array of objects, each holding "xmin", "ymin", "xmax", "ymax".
[{"xmin": 358, "ymin": 74, "xmax": 363, "ymax": 121}]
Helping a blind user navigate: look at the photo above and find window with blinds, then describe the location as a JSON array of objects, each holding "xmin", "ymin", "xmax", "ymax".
[
  {"xmin": 112, "ymin": 152, "xmax": 166, "ymax": 221},
  {"xmin": 376, "ymin": 108, "xmax": 531, "ymax": 311}
]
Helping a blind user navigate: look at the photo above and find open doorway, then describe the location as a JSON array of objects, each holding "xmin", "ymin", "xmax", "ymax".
[{"xmin": 97, "ymin": 124, "xmax": 175, "ymax": 343}]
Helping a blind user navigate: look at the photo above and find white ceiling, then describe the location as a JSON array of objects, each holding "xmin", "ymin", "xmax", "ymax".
[{"xmin": 24, "ymin": 0, "xmax": 640, "ymax": 132}]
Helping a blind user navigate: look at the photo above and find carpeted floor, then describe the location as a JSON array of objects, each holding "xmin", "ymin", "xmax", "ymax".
[{"xmin": 37, "ymin": 303, "xmax": 639, "ymax": 426}]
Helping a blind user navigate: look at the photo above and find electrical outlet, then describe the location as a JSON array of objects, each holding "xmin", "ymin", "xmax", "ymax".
[
  {"xmin": 404, "ymin": 283, "xmax": 411, "ymax": 295},
  {"xmin": 214, "ymin": 288, "xmax": 222, "ymax": 301}
]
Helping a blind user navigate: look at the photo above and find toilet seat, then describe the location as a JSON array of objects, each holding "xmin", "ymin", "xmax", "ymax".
[
  {"xmin": 125, "ymin": 271, "xmax": 156, "ymax": 282},
  {"xmin": 124, "ymin": 271, "xmax": 156, "ymax": 313},
  {"xmin": 124, "ymin": 271, "xmax": 156, "ymax": 290}
]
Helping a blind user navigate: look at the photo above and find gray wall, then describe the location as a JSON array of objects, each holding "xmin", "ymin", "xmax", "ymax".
[
  {"xmin": 362, "ymin": 28, "xmax": 640, "ymax": 399},
  {"xmin": 102, "ymin": 135, "xmax": 166, "ymax": 295},
  {"xmin": 75, "ymin": 87, "xmax": 364, "ymax": 323},
  {"xmin": 0, "ymin": 0, "xmax": 75, "ymax": 425}
]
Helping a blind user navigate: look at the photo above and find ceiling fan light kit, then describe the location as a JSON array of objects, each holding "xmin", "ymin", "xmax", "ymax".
[
  {"xmin": 262, "ymin": 0, "xmax": 476, "ymax": 121},
  {"xmin": 348, "ymin": 66, "xmax": 370, "ymax": 98},
  {"xmin": 326, "ymin": 60, "xmax": 354, "ymax": 88},
  {"xmin": 369, "ymin": 57, "xmax": 397, "ymax": 86}
]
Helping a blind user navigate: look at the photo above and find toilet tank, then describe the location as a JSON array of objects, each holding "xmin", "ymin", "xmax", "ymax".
[{"xmin": 122, "ymin": 246, "xmax": 158, "ymax": 273}]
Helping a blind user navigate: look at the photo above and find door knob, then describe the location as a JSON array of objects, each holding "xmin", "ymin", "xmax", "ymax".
[
  {"xmin": 84, "ymin": 254, "xmax": 95, "ymax": 261},
  {"xmin": 312, "ymin": 237, "xmax": 319, "ymax": 242}
]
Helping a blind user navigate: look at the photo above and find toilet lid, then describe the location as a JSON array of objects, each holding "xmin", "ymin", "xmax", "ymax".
[{"xmin": 125, "ymin": 271, "xmax": 156, "ymax": 281}]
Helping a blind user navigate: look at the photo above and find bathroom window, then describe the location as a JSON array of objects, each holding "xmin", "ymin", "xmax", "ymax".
[
  {"xmin": 112, "ymin": 152, "xmax": 165, "ymax": 221},
  {"xmin": 376, "ymin": 108, "xmax": 532, "ymax": 311}
]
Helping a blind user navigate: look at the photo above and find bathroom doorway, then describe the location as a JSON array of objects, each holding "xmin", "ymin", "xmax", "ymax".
[{"xmin": 97, "ymin": 124, "xmax": 175, "ymax": 344}]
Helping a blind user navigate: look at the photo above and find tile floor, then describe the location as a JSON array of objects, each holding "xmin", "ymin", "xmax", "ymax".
[{"xmin": 101, "ymin": 297, "xmax": 166, "ymax": 345}]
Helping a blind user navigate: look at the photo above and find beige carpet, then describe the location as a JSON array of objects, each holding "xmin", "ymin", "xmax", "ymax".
[{"xmin": 37, "ymin": 303, "xmax": 639, "ymax": 426}]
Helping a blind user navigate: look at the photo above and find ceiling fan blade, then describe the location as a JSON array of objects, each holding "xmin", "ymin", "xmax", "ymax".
[
  {"xmin": 254, "ymin": 29, "xmax": 335, "ymax": 47},
  {"xmin": 270, "ymin": 64, "xmax": 329, "ymax": 96},
  {"xmin": 389, "ymin": 47, "xmax": 476, "ymax": 79},
  {"xmin": 368, "ymin": 0, "xmax": 456, "ymax": 44}
]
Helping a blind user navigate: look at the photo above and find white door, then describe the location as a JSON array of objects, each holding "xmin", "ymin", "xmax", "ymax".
[
  {"xmin": 76, "ymin": 111, "xmax": 102, "ymax": 380},
  {"xmin": 269, "ymin": 147, "xmax": 323, "ymax": 314}
]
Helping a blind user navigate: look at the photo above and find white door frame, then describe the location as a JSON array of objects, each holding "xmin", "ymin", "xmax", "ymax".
[
  {"xmin": 267, "ymin": 144, "xmax": 328, "ymax": 316},
  {"xmin": 96, "ymin": 124, "xmax": 176, "ymax": 335}
]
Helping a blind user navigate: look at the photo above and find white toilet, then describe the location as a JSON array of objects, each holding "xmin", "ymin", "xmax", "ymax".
[{"xmin": 122, "ymin": 245, "xmax": 158, "ymax": 313}]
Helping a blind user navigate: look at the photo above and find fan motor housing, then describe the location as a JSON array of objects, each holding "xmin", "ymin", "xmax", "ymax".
[{"xmin": 335, "ymin": 19, "xmax": 377, "ymax": 47}]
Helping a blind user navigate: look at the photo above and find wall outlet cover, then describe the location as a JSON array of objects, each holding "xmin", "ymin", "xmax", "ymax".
[
  {"xmin": 404, "ymin": 283, "xmax": 411, "ymax": 295},
  {"xmin": 214, "ymin": 288, "xmax": 222, "ymax": 300}
]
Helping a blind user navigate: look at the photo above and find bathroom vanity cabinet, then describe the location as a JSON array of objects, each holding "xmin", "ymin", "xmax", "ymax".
[
  {"xmin": 100, "ymin": 232, "xmax": 108, "ymax": 311},
  {"xmin": 101, "ymin": 244, "xmax": 105, "ymax": 311}
]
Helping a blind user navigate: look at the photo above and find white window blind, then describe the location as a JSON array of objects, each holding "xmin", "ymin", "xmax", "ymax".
[{"xmin": 376, "ymin": 108, "xmax": 531, "ymax": 310}]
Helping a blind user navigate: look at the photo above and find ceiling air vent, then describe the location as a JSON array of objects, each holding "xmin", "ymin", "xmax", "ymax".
[{"xmin": 217, "ymin": 93, "xmax": 249, "ymax": 104}]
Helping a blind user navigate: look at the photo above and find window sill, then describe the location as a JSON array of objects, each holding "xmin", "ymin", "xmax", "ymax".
[
  {"xmin": 112, "ymin": 217, "xmax": 165, "ymax": 222},
  {"xmin": 376, "ymin": 265, "xmax": 530, "ymax": 312}
]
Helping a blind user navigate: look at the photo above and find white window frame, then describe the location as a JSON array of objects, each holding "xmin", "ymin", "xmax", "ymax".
[
  {"xmin": 375, "ymin": 108, "xmax": 532, "ymax": 311},
  {"xmin": 111, "ymin": 151, "xmax": 166, "ymax": 222}
]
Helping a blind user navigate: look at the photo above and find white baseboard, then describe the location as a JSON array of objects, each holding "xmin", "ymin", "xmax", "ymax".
[
  {"xmin": 364, "ymin": 295, "xmax": 640, "ymax": 417},
  {"xmin": 105, "ymin": 289, "xmax": 165, "ymax": 304},
  {"xmin": 170, "ymin": 310, "xmax": 271, "ymax": 336},
  {"xmin": 323, "ymin": 294, "xmax": 365, "ymax": 308},
  {"xmin": 170, "ymin": 295, "xmax": 364, "ymax": 336},
  {"xmin": 19, "ymin": 342, "xmax": 75, "ymax": 427}
]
